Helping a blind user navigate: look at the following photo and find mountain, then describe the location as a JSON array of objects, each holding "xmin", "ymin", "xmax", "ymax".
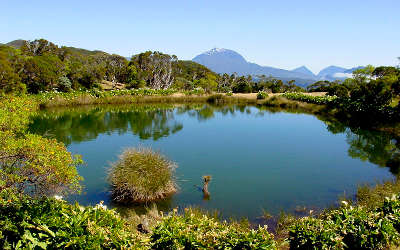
[
  {"xmin": 192, "ymin": 48, "xmax": 318, "ymax": 86},
  {"xmin": 317, "ymin": 66, "xmax": 347, "ymax": 79},
  {"xmin": 291, "ymin": 66, "xmax": 315, "ymax": 78},
  {"xmin": 317, "ymin": 66, "xmax": 364, "ymax": 81},
  {"xmin": 193, "ymin": 48, "xmax": 362, "ymax": 86},
  {"xmin": 6, "ymin": 39, "xmax": 26, "ymax": 48}
]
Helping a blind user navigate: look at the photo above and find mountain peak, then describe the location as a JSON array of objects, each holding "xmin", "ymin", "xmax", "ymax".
[
  {"xmin": 204, "ymin": 48, "xmax": 228, "ymax": 55},
  {"xmin": 292, "ymin": 66, "xmax": 315, "ymax": 77}
]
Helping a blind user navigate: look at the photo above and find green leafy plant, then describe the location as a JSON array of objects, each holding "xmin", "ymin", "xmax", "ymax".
[
  {"xmin": 151, "ymin": 207, "xmax": 276, "ymax": 249},
  {"xmin": 289, "ymin": 196, "xmax": 400, "ymax": 249},
  {"xmin": 0, "ymin": 189, "xmax": 148, "ymax": 249}
]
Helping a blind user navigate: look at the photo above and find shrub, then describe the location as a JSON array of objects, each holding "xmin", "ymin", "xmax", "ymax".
[
  {"xmin": 108, "ymin": 147, "xmax": 177, "ymax": 203},
  {"xmin": 257, "ymin": 91, "xmax": 268, "ymax": 100},
  {"xmin": 151, "ymin": 208, "xmax": 276, "ymax": 249},
  {"xmin": 0, "ymin": 189, "xmax": 147, "ymax": 249},
  {"xmin": 289, "ymin": 196, "xmax": 400, "ymax": 249},
  {"xmin": 0, "ymin": 96, "xmax": 82, "ymax": 196},
  {"xmin": 58, "ymin": 76, "xmax": 72, "ymax": 92}
]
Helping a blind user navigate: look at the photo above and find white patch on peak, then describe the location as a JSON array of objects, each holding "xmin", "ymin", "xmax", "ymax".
[{"xmin": 204, "ymin": 48, "xmax": 227, "ymax": 55}]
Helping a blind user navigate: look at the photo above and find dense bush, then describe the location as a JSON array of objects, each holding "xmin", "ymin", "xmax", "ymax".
[
  {"xmin": 0, "ymin": 96, "xmax": 82, "ymax": 196},
  {"xmin": 108, "ymin": 147, "xmax": 177, "ymax": 203},
  {"xmin": 289, "ymin": 195, "xmax": 400, "ymax": 249},
  {"xmin": 0, "ymin": 189, "xmax": 146, "ymax": 249},
  {"xmin": 257, "ymin": 91, "xmax": 268, "ymax": 99},
  {"xmin": 151, "ymin": 208, "xmax": 277, "ymax": 249}
]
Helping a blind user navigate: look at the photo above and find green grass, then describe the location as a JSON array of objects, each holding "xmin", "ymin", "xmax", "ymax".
[{"xmin": 108, "ymin": 147, "xmax": 177, "ymax": 203}]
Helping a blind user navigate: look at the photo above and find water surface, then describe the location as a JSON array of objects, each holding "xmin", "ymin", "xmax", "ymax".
[{"xmin": 29, "ymin": 104, "xmax": 399, "ymax": 219}]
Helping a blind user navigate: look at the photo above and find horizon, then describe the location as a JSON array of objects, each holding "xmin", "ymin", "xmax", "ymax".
[{"xmin": 1, "ymin": 0, "xmax": 399, "ymax": 74}]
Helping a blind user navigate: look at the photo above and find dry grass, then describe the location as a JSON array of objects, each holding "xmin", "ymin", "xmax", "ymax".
[{"xmin": 41, "ymin": 93, "xmax": 261, "ymax": 108}]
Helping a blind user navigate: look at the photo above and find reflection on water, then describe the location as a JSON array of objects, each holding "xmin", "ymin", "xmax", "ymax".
[{"xmin": 29, "ymin": 104, "xmax": 400, "ymax": 219}]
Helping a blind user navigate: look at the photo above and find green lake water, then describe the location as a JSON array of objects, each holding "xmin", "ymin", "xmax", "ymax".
[{"xmin": 29, "ymin": 104, "xmax": 399, "ymax": 220}]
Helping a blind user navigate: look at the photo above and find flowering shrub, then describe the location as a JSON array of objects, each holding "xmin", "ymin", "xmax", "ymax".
[
  {"xmin": 0, "ymin": 189, "xmax": 147, "ymax": 249},
  {"xmin": 282, "ymin": 92, "xmax": 336, "ymax": 105},
  {"xmin": 151, "ymin": 208, "xmax": 277, "ymax": 249}
]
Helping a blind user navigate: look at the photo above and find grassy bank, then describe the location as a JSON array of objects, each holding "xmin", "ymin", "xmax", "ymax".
[{"xmin": 35, "ymin": 90, "xmax": 263, "ymax": 108}]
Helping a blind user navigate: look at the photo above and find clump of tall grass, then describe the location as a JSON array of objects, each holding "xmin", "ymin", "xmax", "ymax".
[
  {"xmin": 108, "ymin": 147, "xmax": 177, "ymax": 203},
  {"xmin": 356, "ymin": 178, "xmax": 400, "ymax": 211}
]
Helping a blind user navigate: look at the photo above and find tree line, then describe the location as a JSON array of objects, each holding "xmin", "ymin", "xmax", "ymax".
[{"xmin": 0, "ymin": 39, "xmax": 311, "ymax": 94}]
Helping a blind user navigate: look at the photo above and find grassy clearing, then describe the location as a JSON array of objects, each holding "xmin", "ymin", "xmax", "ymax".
[{"xmin": 108, "ymin": 147, "xmax": 177, "ymax": 203}]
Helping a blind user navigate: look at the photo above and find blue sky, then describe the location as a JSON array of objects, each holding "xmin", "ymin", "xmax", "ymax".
[{"xmin": 1, "ymin": 0, "xmax": 399, "ymax": 74}]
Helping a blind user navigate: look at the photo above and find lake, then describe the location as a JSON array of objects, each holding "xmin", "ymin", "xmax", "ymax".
[{"xmin": 29, "ymin": 104, "xmax": 398, "ymax": 220}]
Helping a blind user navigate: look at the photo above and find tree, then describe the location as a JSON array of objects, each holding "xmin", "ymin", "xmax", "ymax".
[
  {"xmin": 0, "ymin": 49, "xmax": 25, "ymax": 94},
  {"xmin": 21, "ymin": 39, "xmax": 60, "ymax": 57},
  {"xmin": 196, "ymin": 73, "xmax": 218, "ymax": 93},
  {"xmin": 103, "ymin": 54, "xmax": 129, "ymax": 83},
  {"xmin": 232, "ymin": 76, "xmax": 252, "ymax": 93},
  {"xmin": 307, "ymin": 80, "xmax": 332, "ymax": 92},
  {"xmin": 20, "ymin": 55, "xmax": 64, "ymax": 93},
  {"xmin": 131, "ymin": 51, "xmax": 177, "ymax": 89}
]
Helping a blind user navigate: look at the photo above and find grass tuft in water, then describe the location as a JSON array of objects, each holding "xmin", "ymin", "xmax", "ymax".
[{"xmin": 108, "ymin": 147, "xmax": 177, "ymax": 203}]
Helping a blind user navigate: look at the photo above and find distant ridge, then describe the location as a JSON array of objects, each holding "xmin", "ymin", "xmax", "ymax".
[
  {"xmin": 193, "ymin": 48, "xmax": 362, "ymax": 86},
  {"xmin": 2, "ymin": 40, "xmax": 362, "ymax": 85}
]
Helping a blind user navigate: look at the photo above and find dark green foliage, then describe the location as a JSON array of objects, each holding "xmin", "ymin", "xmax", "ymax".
[
  {"xmin": 289, "ymin": 195, "xmax": 400, "ymax": 249},
  {"xmin": 256, "ymin": 75, "xmax": 304, "ymax": 93},
  {"xmin": 20, "ymin": 55, "xmax": 64, "ymax": 93},
  {"xmin": 0, "ymin": 46, "xmax": 25, "ymax": 94},
  {"xmin": 307, "ymin": 80, "xmax": 332, "ymax": 92},
  {"xmin": 232, "ymin": 76, "xmax": 253, "ymax": 93},
  {"xmin": 327, "ymin": 84, "xmax": 348, "ymax": 97},
  {"xmin": 151, "ymin": 208, "xmax": 276, "ymax": 249}
]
